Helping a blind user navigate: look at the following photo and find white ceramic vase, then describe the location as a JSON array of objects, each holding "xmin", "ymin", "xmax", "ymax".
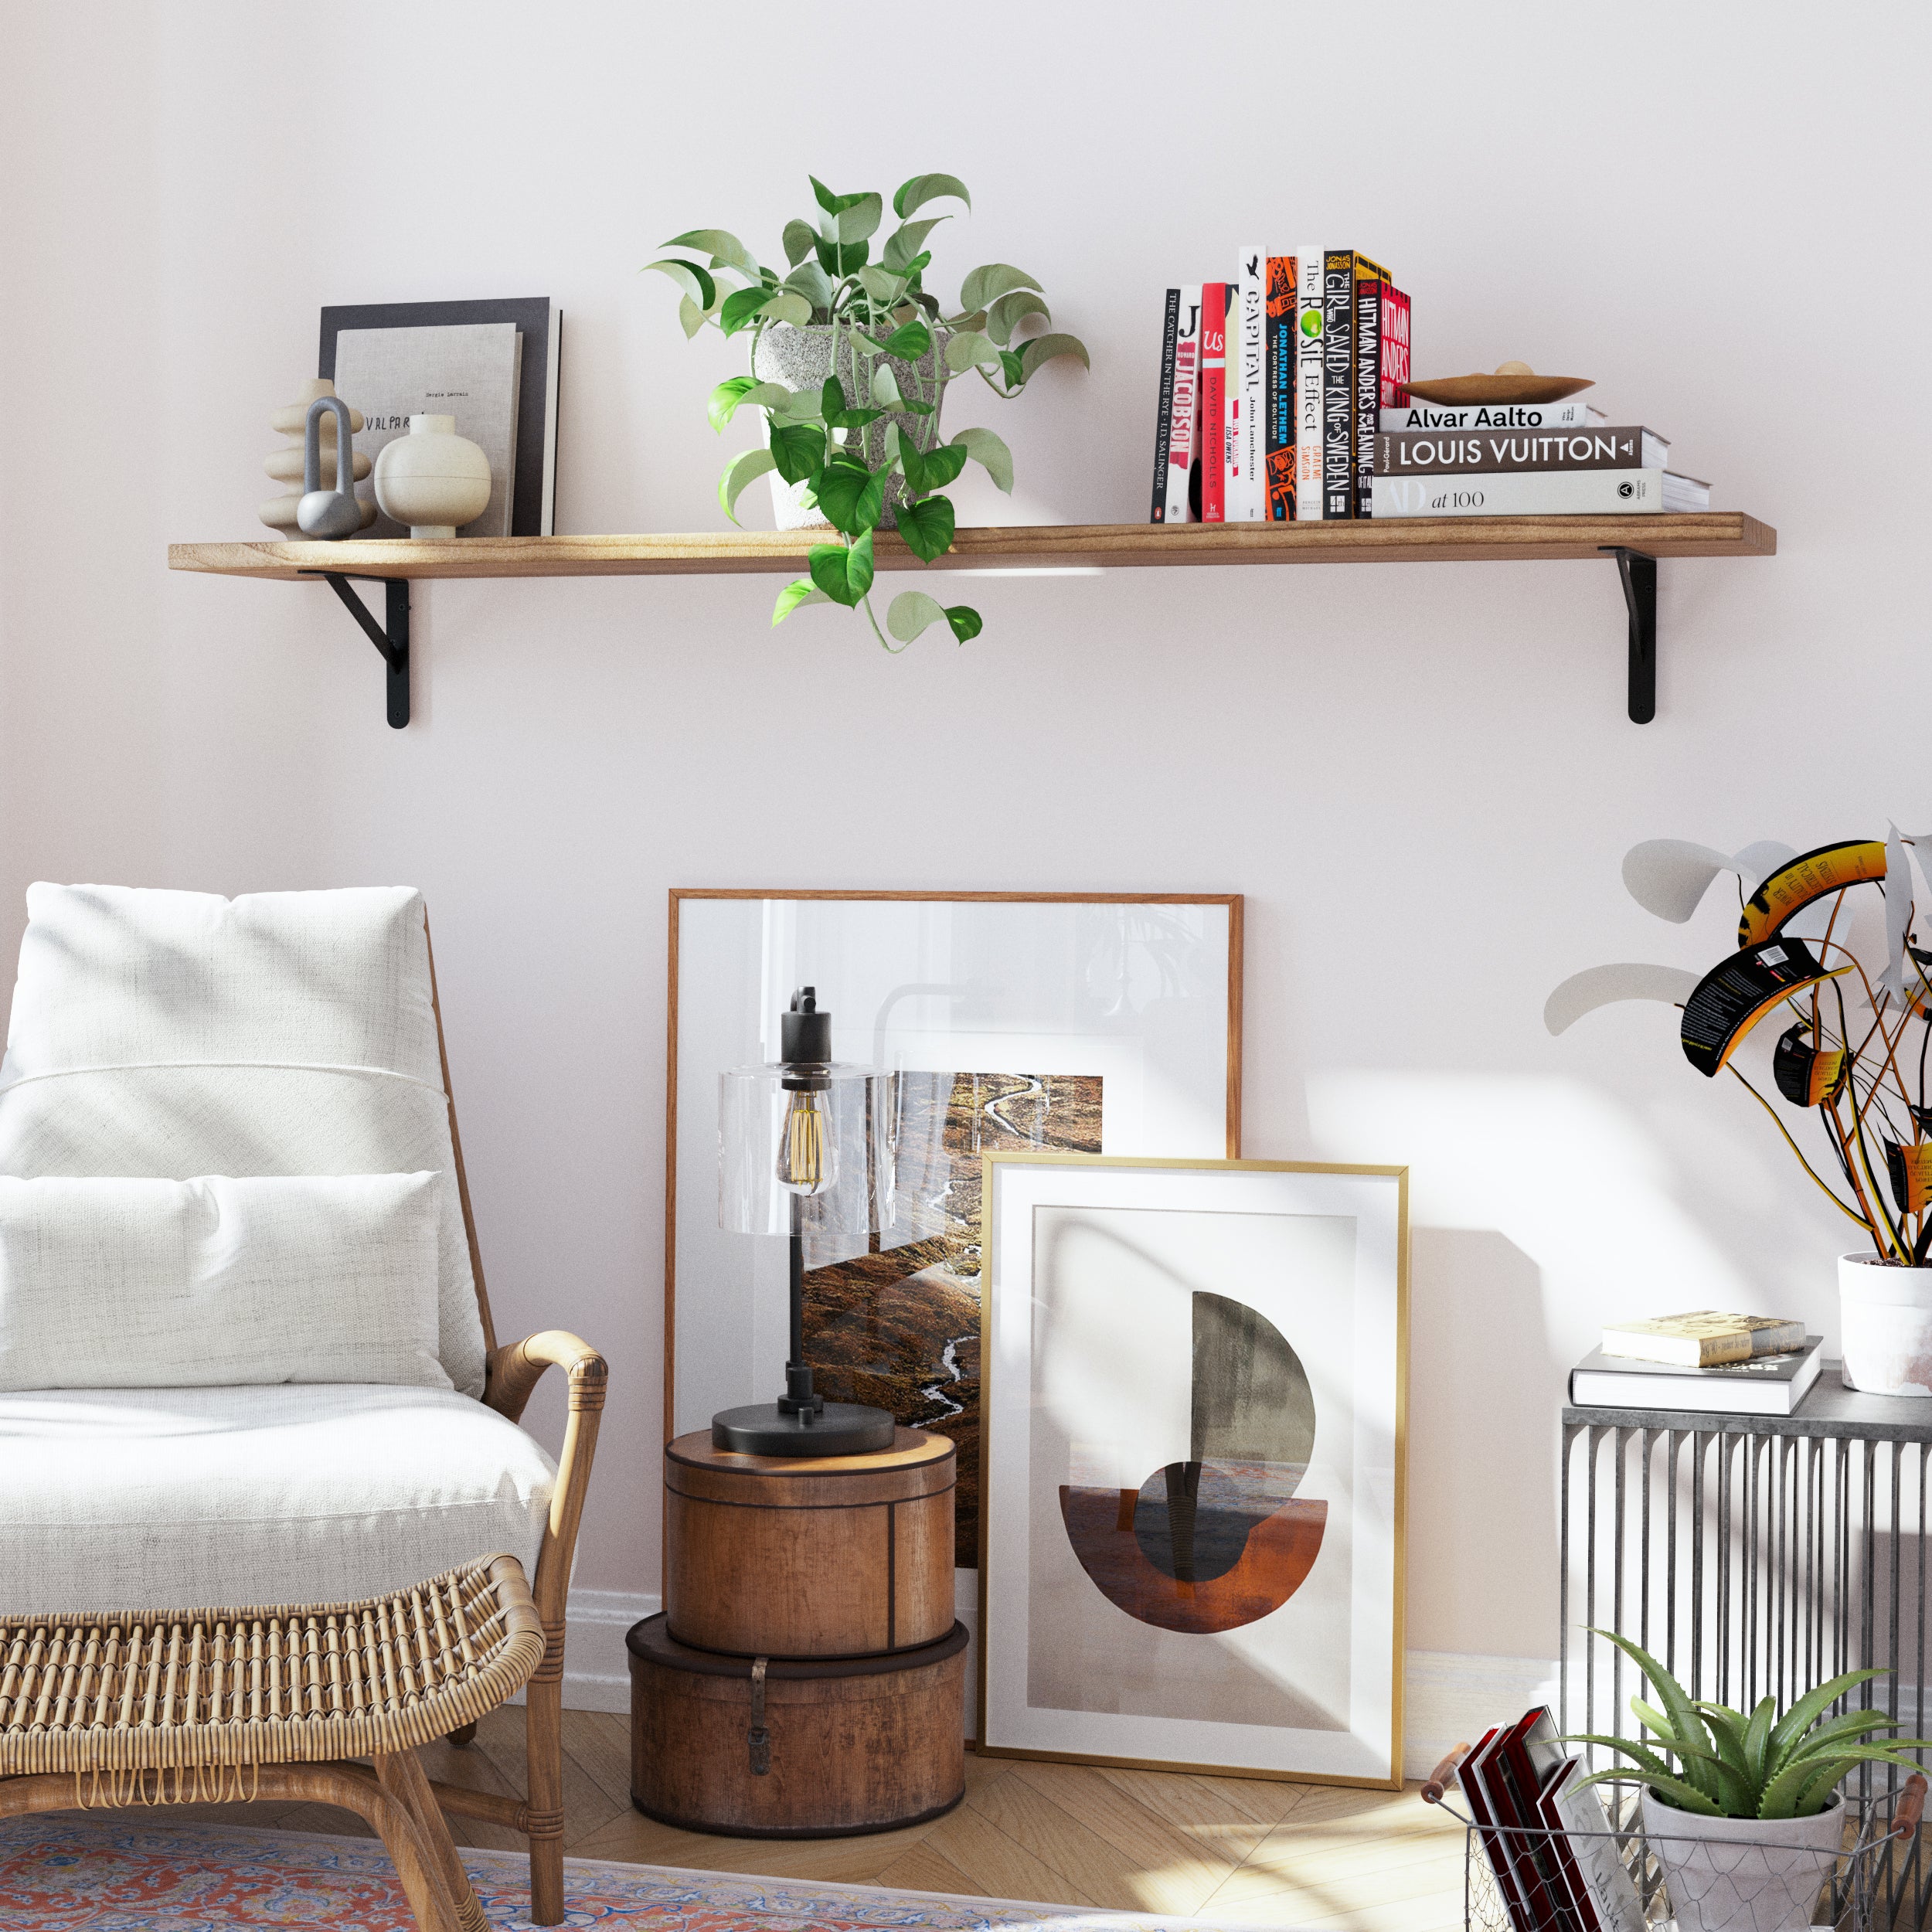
[
  {"xmin": 1838, "ymin": 1253, "xmax": 1932, "ymax": 1396},
  {"xmin": 1640, "ymin": 1787, "xmax": 1845, "ymax": 1932},
  {"xmin": 372, "ymin": 415, "xmax": 492, "ymax": 539}
]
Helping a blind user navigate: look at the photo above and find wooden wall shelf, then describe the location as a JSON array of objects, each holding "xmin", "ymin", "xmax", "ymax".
[{"xmin": 166, "ymin": 512, "xmax": 1776, "ymax": 726}]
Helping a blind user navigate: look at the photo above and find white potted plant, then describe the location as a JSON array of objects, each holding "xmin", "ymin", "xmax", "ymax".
[
  {"xmin": 1549, "ymin": 833, "xmax": 1932, "ymax": 1394},
  {"xmin": 645, "ymin": 172, "xmax": 1087, "ymax": 651},
  {"xmin": 1570, "ymin": 1630, "xmax": 1930, "ymax": 1932}
]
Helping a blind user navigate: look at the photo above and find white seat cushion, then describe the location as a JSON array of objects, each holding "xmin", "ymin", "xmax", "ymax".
[
  {"xmin": 0, "ymin": 1385, "xmax": 555, "ymax": 1614},
  {"xmin": 0, "ymin": 885, "xmax": 489, "ymax": 1397}
]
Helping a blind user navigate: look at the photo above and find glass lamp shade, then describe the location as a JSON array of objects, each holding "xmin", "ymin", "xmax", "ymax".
[{"xmin": 718, "ymin": 1063, "xmax": 895, "ymax": 1237}]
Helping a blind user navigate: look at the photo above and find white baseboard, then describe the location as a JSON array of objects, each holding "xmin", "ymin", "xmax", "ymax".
[{"xmin": 552, "ymin": 1583, "xmax": 1553, "ymax": 1784}]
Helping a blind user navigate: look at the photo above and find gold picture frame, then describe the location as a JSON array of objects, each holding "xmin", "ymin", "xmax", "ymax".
[{"xmin": 976, "ymin": 1153, "xmax": 1409, "ymax": 1787}]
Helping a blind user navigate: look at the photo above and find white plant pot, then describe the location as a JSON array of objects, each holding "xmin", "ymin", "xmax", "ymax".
[
  {"xmin": 1641, "ymin": 1787, "xmax": 1845, "ymax": 1932},
  {"xmin": 750, "ymin": 322, "xmax": 951, "ymax": 532},
  {"xmin": 1839, "ymin": 1253, "xmax": 1932, "ymax": 1396},
  {"xmin": 372, "ymin": 414, "xmax": 492, "ymax": 539}
]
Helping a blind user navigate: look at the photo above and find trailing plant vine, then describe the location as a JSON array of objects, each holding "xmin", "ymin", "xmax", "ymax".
[{"xmin": 645, "ymin": 173, "xmax": 1088, "ymax": 649}]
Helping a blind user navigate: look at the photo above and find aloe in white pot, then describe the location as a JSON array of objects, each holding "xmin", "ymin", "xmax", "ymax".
[
  {"xmin": 1568, "ymin": 1630, "xmax": 1932, "ymax": 1932},
  {"xmin": 645, "ymin": 172, "xmax": 1088, "ymax": 651}
]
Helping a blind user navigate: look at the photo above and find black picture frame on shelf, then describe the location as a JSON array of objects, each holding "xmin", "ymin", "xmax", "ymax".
[{"xmin": 318, "ymin": 298, "xmax": 560, "ymax": 536}]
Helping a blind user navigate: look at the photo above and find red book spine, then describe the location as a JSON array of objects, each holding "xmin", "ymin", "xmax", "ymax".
[
  {"xmin": 1380, "ymin": 286, "xmax": 1412, "ymax": 407},
  {"xmin": 1200, "ymin": 281, "xmax": 1228, "ymax": 522}
]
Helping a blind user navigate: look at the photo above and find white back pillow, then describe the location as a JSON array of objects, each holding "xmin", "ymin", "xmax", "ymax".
[{"xmin": 0, "ymin": 1173, "xmax": 449, "ymax": 1391}]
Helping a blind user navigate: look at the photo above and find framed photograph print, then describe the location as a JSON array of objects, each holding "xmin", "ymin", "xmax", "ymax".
[
  {"xmin": 978, "ymin": 1155, "xmax": 1407, "ymax": 1785},
  {"xmin": 665, "ymin": 891, "xmax": 1243, "ymax": 1573}
]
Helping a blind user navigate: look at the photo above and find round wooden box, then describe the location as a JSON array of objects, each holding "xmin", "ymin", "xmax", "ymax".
[
  {"xmin": 627, "ymin": 1614, "xmax": 968, "ymax": 1837},
  {"xmin": 662, "ymin": 1427, "xmax": 956, "ymax": 1659}
]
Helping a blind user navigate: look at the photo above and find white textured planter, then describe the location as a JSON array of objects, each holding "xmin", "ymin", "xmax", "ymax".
[
  {"xmin": 372, "ymin": 414, "xmax": 492, "ymax": 539},
  {"xmin": 1839, "ymin": 1253, "xmax": 1932, "ymax": 1396},
  {"xmin": 1641, "ymin": 1788, "xmax": 1845, "ymax": 1932},
  {"xmin": 750, "ymin": 322, "xmax": 951, "ymax": 531}
]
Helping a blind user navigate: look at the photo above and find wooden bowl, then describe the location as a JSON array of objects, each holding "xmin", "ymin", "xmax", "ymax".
[{"xmin": 1404, "ymin": 372, "xmax": 1595, "ymax": 405}]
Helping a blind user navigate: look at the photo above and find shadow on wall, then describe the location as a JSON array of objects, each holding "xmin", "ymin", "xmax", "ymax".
[{"xmin": 1406, "ymin": 1226, "xmax": 1555, "ymax": 1658}]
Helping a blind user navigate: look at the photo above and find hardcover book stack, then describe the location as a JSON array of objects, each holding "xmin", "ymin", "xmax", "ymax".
[
  {"xmin": 1149, "ymin": 250, "xmax": 1410, "ymax": 523},
  {"xmin": 1458, "ymin": 1707, "xmax": 1647, "ymax": 1932},
  {"xmin": 1570, "ymin": 1311, "xmax": 1823, "ymax": 1416},
  {"xmin": 1373, "ymin": 406, "xmax": 1710, "ymax": 519}
]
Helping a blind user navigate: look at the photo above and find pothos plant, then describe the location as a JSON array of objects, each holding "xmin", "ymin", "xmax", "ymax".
[{"xmin": 645, "ymin": 172, "xmax": 1089, "ymax": 651}]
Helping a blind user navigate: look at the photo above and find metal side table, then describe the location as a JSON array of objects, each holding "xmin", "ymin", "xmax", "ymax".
[{"xmin": 1563, "ymin": 1366, "xmax": 1932, "ymax": 1923}]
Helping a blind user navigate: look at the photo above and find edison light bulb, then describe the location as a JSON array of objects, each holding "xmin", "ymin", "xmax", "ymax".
[{"xmin": 776, "ymin": 1086, "xmax": 836, "ymax": 1196}]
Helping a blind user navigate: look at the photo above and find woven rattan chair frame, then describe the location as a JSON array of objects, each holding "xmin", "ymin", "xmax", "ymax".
[{"xmin": 0, "ymin": 1554, "xmax": 546, "ymax": 1932}]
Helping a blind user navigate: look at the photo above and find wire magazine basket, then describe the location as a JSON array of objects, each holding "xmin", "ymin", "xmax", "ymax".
[{"xmin": 1422, "ymin": 1747, "xmax": 1928, "ymax": 1932}]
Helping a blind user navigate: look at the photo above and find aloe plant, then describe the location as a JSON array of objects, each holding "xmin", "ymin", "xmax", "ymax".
[
  {"xmin": 645, "ymin": 173, "xmax": 1088, "ymax": 651},
  {"xmin": 1569, "ymin": 1628, "xmax": 1932, "ymax": 1819}
]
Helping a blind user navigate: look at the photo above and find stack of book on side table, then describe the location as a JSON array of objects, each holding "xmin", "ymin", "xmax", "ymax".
[
  {"xmin": 1373, "ymin": 406, "xmax": 1710, "ymax": 519},
  {"xmin": 1570, "ymin": 1311, "xmax": 1824, "ymax": 1416},
  {"xmin": 1458, "ymin": 1706, "xmax": 1647, "ymax": 1932}
]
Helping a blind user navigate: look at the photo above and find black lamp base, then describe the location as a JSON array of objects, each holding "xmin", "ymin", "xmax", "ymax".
[{"xmin": 711, "ymin": 1400, "xmax": 898, "ymax": 1457}]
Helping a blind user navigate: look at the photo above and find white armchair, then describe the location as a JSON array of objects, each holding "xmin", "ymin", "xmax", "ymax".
[{"xmin": 0, "ymin": 884, "xmax": 604, "ymax": 1925}]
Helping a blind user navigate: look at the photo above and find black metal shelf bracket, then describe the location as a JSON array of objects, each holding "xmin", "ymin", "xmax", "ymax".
[
  {"xmin": 298, "ymin": 571, "xmax": 410, "ymax": 728},
  {"xmin": 1603, "ymin": 546, "xmax": 1657, "ymax": 725}
]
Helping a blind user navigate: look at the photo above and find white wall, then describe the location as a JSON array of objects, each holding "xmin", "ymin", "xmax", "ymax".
[{"xmin": 2, "ymin": 0, "xmax": 1926, "ymax": 1696}]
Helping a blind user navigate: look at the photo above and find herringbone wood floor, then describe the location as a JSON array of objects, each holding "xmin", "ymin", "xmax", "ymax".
[{"xmin": 128, "ymin": 1707, "xmax": 1468, "ymax": 1925}]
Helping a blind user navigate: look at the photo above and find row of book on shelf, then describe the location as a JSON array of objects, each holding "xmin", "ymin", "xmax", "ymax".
[
  {"xmin": 1570, "ymin": 1311, "xmax": 1823, "ymax": 1416},
  {"xmin": 1459, "ymin": 1706, "xmax": 1646, "ymax": 1932},
  {"xmin": 1148, "ymin": 248, "xmax": 1709, "ymax": 524}
]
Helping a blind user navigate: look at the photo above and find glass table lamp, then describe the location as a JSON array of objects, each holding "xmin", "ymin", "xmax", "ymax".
[{"xmin": 715, "ymin": 986, "xmax": 898, "ymax": 1456}]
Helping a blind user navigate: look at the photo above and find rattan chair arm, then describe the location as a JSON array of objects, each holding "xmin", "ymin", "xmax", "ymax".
[{"xmin": 485, "ymin": 1330, "xmax": 607, "ymax": 1426}]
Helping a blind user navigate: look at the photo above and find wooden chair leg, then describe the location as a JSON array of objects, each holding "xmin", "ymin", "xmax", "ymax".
[
  {"xmin": 526, "ymin": 1663, "xmax": 566, "ymax": 1925},
  {"xmin": 447, "ymin": 1723, "xmax": 478, "ymax": 1747},
  {"xmin": 378, "ymin": 1747, "xmax": 488, "ymax": 1932}
]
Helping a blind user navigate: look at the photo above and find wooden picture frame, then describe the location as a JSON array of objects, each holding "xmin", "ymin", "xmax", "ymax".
[
  {"xmin": 664, "ymin": 890, "xmax": 1243, "ymax": 1573},
  {"xmin": 976, "ymin": 1154, "xmax": 1408, "ymax": 1787}
]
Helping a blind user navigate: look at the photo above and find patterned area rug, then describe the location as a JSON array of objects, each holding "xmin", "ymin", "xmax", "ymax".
[{"xmin": 0, "ymin": 1816, "xmax": 1247, "ymax": 1930}]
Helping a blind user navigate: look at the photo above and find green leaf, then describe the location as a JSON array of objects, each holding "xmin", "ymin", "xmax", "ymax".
[
  {"xmin": 774, "ymin": 385, "xmax": 824, "ymax": 424},
  {"xmin": 810, "ymin": 175, "xmax": 871, "ymax": 217},
  {"xmin": 895, "ymin": 493, "xmax": 955, "ymax": 563},
  {"xmin": 663, "ymin": 229, "xmax": 762, "ymax": 284},
  {"xmin": 837, "ymin": 192, "xmax": 883, "ymax": 243},
  {"xmin": 1561, "ymin": 1733, "xmax": 1696, "ymax": 1788},
  {"xmin": 950, "ymin": 426, "xmax": 1013, "ymax": 493},
  {"xmin": 897, "ymin": 398, "xmax": 935, "ymax": 416},
  {"xmin": 828, "ymin": 406, "xmax": 885, "ymax": 432},
  {"xmin": 769, "ymin": 422, "xmax": 828, "ymax": 486},
  {"xmin": 959, "ymin": 263, "xmax": 1043, "ymax": 313},
  {"xmin": 857, "ymin": 265, "xmax": 904, "ymax": 305},
  {"xmin": 764, "ymin": 290, "xmax": 812, "ymax": 327},
  {"xmin": 944, "ymin": 330, "xmax": 1003, "ymax": 375},
  {"xmin": 1588, "ymin": 1629, "xmax": 1717, "ymax": 1791},
  {"xmin": 677, "ymin": 295, "xmax": 706, "ymax": 338},
  {"xmin": 643, "ymin": 258, "xmax": 717, "ymax": 311},
  {"xmin": 869, "ymin": 318, "xmax": 933, "ymax": 362},
  {"xmin": 893, "ymin": 173, "xmax": 971, "ymax": 219},
  {"xmin": 814, "ymin": 233, "xmax": 869, "ymax": 278},
  {"xmin": 1743, "ymin": 1696, "xmax": 1777, "ymax": 1782},
  {"xmin": 998, "ymin": 349, "xmax": 1025, "ymax": 390},
  {"xmin": 719, "ymin": 285, "xmax": 773, "ymax": 335},
  {"xmin": 807, "ymin": 531, "xmax": 875, "ymax": 607},
  {"xmin": 883, "ymin": 218, "xmax": 947, "ymax": 273},
  {"xmin": 1019, "ymin": 331, "xmax": 1091, "ymax": 379},
  {"xmin": 987, "ymin": 289, "xmax": 1051, "ymax": 346},
  {"xmin": 821, "ymin": 377, "xmax": 847, "ymax": 421},
  {"xmin": 718, "ymin": 448, "xmax": 777, "ymax": 524},
  {"xmin": 944, "ymin": 604, "xmax": 981, "ymax": 643},
  {"xmin": 708, "ymin": 377, "xmax": 757, "ymax": 433},
  {"xmin": 1768, "ymin": 1668, "xmax": 1887, "ymax": 1760},
  {"xmin": 812, "ymin": 460, "xmax": 887, "ymax": 536},
  {"xmin": 782, "ymin": 260, "xmax": 835, "ymax": 313},
  {"xmin": 872, "ymin": 365, "xmax": 903, "ymax": 407},
  {"xmin": 886, "ymin": 591, "xmax": 948, "ymax": 645},
  {"xmin": 1760, "ymin": 1750, "xmax": 1851, "ymax": 1820},
  {"xmin": 1570, "ymin": 1767, "xmax": 1723, "ymax": 1817},
  {"xmin": 782, "ymin": 219, "xmax": 818, "ymax": 269},
  {"xmin": 901, "ymin": 440, "xmax": 968, "ymax": 496},
  {"xmin": 772, "ymin": 577, "xmax": 829, "ymax": 625},
  {"xmin": 1766, "ymin": 1709, "xmax": 1899, "ymax": 1771}
]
